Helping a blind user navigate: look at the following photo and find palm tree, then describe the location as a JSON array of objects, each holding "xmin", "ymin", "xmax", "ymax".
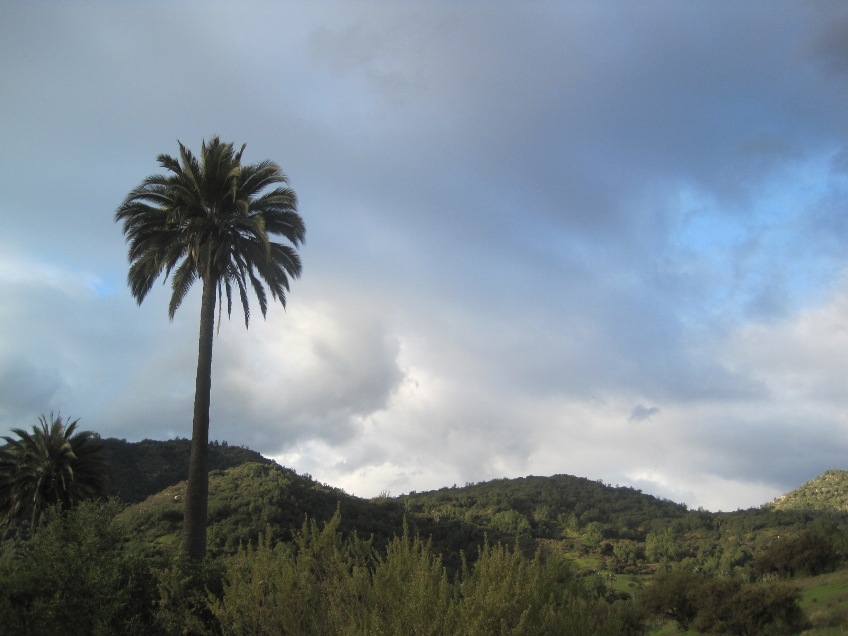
[
  {"xmin": 115, "ymin": 136, "xmax": 305, "ymax": 560},
  {"xmin": 0, "ymin": 414, "xmax": 111, "ymax": 531}
]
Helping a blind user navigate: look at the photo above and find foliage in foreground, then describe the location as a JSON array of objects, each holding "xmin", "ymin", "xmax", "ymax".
[
  {"xmin": 0, "ymin": 501, "xmax": 637, "ymax": 635},
  {"xmin": 0, "ymin": 500, "xmax": 155, "ymax": 636},
  {"xmin": 210, "ymin": 512, "xmax": 631, "ymax": 636},
  {"xmin": 0, "ymin": 482, "xmax": 828, "ymax": 635}
]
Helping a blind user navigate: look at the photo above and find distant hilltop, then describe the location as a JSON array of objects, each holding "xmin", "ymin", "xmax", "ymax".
[{"xmin": 769, "ymin": 469, "xmax": 848, "ymax": 512}]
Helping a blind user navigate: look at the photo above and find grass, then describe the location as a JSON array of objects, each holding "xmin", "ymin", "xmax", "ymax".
[{"xmin": 797, "ymin": 568, "xmax": 848, "ymax": 634}]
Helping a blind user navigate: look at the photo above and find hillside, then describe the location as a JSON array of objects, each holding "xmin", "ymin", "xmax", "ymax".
[
  {"xmin": 401, "ymin": 474, "xmax": 689, "ymax": 538},
  {"xmin": 106, "ymin": 439, "xmax": 848, "ymax": 579},
  {"xmin": 118, "ymin": 461, "xmax": 404, "ymax": 556},
  {"xmin": 109, "ymin": 442, "xmax": 702, "ymax": 564},
  {"xmin": 8, "ymin": 437, "xmax": 848, "ymax": 633},
  {"xmin": 769, "ymin": 469, "xmax": 848, "ymax": 513},
  {"xmin": 107, "ymin": 439, "xmax": 697, "ymax": 554},
  {"xmin": 103, "ymin": 437, "xmax": 848, "ymax": 517},
  {"xmin": 101, "ymin": 437, "xmax": 272, "ymax": 504}
]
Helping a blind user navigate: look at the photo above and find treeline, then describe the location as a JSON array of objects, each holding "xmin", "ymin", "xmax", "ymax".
[
  {"xmin": 96, "ymin": 438, "xmax": 848, "ymax": 583},
  {"xmin": 0, "ymin": 500, "xmax": 813, "ymax": 635}
]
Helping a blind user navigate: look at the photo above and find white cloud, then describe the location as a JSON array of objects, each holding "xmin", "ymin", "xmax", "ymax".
[
  {"xmin": 210, "ymin": 297, "xmax": 404, "ymax": 451},
  {"xmin": 723, "ymin": 278, "xmax": 848, "ymax": 406}
]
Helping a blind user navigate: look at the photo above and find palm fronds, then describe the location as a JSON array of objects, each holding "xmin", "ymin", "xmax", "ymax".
[
  {"xmin": 0, "ymin": 414, "xmax": 111, "ymax": 531},
  {"xmin": 115, "ymin": 135, "xmax": 304, "ymax": 325}
]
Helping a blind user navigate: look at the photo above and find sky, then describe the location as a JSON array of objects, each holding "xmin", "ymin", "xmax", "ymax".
[{"xmin": 2, "ymin": 2, "xmax": 848, "ymax": 511}]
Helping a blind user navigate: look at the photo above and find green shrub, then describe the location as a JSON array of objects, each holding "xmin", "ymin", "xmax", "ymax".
[
  {"xmin": 153, "ymin": 554, "xmax": 225, "ymax": 635},
  {"xmin": 367, "ymin": 523, "xmax": 454, "ymax": 635},
  {"xmin": 210, "ymin": 513, "xmax": 629, "ymax": 636},
  {"xmin": 639, "ymin": 568, "xmax": 809, "ymax": 635},
  {"xmin": 210, "ymin": 510, "xmax": 373, "ymax": 635},
  {"xmin": 754, "ymin": 528, "xmax": 840, "ymax": 578},
  {"xmin": 455, "ymin": 542, "xmax": 622, "ymax": 635},
  {"xmin": 0, "ymin": 500, "xmax": 157, "ymax": 636}
]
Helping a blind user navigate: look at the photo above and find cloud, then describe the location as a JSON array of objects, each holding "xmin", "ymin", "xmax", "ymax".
[
  {"xmin": 629, "ymin": 405, "xmax": 660, "ymax": 423},
  {"xmin": 3, "ymin": 2, "xmax": 848, "ymax": 511},
  {"xmin": 0, "ymin": 358, "xmax": 63, "ymax": 426},
  {"xmin": 210, "ymin": 297, "xmax": 405, "ymax": 452}
]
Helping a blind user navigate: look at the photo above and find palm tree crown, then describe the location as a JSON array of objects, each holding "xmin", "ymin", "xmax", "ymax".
[
  {"xmin": 115, "ymin": 135, "xmax": 305, "ymax": 323},
  {"xmin": 0, "ymin": 414, "xmax": 111, "ymax": 531},
  {"xmin": 115, "ymin": 136, "xmax": 305, "ymax": 560}
]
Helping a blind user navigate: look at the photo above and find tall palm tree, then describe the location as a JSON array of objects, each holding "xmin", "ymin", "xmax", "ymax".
[
  {"xmin": 115, "ymin": 136, "xmax": 305, "ymax": 560},
  {"xmin": 0, "ymin": 414, "xmax": 111, "ymax": 531}
]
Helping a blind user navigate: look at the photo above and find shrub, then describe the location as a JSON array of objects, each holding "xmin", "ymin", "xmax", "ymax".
[
  {"xmin": 367, "ymin": 523, "xmax": 453, "ymax": 635},
  {"xmin": 0, "ymin": 500, "xmax": 157, "ymax": 636},
  {"xmin": 210, "ymin": 510, "xmax": 373, "ymax": 635},
  {"xmin": 639, "ymin": 568, "xmax": 809, "ymax": 635},
  {"xmin": 455, "ymin": 541, "xmax": 623, "ymax": 635},
  {"xmin": 754, "ymin": 528, "xmax": 840, "ymax": 578},
  {"xmin": 211, "ymin": 513, "xmax": 630, "ymax": 636}
]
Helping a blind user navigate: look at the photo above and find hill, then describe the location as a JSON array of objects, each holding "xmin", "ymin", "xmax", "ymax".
[
  {"xmin": 400, "ymin": 473, "xmax": 689, "ymax": 538},
  {"xmin": 8, "ymin": 436, "xmax": 848, "ymax": 633},
  {"xmin": 106, "ymin": 438, "xmax": 848, "ymax": 580},
  {"xmin": 117, "ymin": 461, "xmax": 404, "ymax": 556},
  {"xmin": 769, "ymin": 469, "xmax": 848, "ymax": 513},
  {"xmin": 101, "ymin": 437, "xmax": 272, "ymax": 504},
  {"xmin": 107, "ymin": 439, "xmax": 695, "ymax": 554}
]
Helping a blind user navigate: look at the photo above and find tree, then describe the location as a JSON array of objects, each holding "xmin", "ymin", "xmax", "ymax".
[
  {"xmin": 115, "ymin": 136, "xmax": 305, "ymax": 560},
  {"xmin": 0, "ymin": 414, "xmax": 111, "ymax": 531},
  {"xmin": 753, "ymin": 527, "xmax": 840, "ymax": 578},
  {"xmin": 639, "ymin": 569, "xmax": 808, "ymax": 635}
]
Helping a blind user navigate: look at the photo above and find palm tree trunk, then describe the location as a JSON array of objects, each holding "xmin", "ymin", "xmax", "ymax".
[{"xmin": 181, "ymin": 276, "xmax": 216, "ymax": 560}]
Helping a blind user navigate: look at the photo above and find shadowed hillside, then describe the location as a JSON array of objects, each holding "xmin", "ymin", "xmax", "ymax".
[{"xmin": 101, "ymin": 437, "xmax": 272, "ymax": 504}]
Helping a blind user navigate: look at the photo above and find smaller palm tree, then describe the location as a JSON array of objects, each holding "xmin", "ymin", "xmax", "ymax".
[{"xmin": 0, "ymin": 414, "xmax": 112, "ymax": 530}]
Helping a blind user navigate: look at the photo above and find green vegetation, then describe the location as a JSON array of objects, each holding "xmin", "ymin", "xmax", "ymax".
[
  {"xmin": 0, "ymin": 414, "xmax": 111, "ymax": 532},
  {"xmin": 3, "ymin": 436, "xmax": 848, "ymax": 633},
  {"xmin": 118, "ymin": 461, "xmax": 403, "ymax": 557},
  {"xmin": 115, "ymin": 136, "xmax": 305, "ymax": 560},
  {"xmin": 0, "ymin": 501, "xmax": 632, "ymax": 635},
  {"xmin": 639, "ymin": 568, "xmax": 808, "ymax": 634},
  {"xmin": 101, "ymin": 437, "xmax": 271, "ymax": 505},
  {"xmin": 770, "ymin": 469, "xmax": 848, "ymax": 513},
  {"xmin": 797, "ymin": 569, "xmax": 848, "ymax": 633},
  {"xmin": 0, "ymin": 500, "xmax": 155, "ymax": 635}
]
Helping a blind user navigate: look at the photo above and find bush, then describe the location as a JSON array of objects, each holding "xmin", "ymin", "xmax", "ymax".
[
  {"xmin": 209, "ymin": 510, "xmax": 373, "ymax": 635},
  {"xmin": 754, "ymin": 528, "xmax": 840, "ymax": 578},
  {"xmin": 639, "ymin": 568, "xmax": 809, "ymax": 635},
  {"xmin": 454, "ymin": 542, "xmax": 623, "ymax": 635},
  {"xmin": 211, "ymin": 512, "xmax": 629, "ymax": 635},
  {"xmin": 367, "ymin": 523, "xmax": 453, "ymax": 635},
  {"xmin": 149, "ymin": 551, "xmax": 226, "ymax": 635},
  {"xmin": 0, "ymin": 500, "xmax": 157, "ymax": 636}
]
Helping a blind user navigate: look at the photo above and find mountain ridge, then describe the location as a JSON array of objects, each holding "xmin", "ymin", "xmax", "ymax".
[{"xmin": 102, "ymin": 437, "xmax": 846, "ymax": 514}]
